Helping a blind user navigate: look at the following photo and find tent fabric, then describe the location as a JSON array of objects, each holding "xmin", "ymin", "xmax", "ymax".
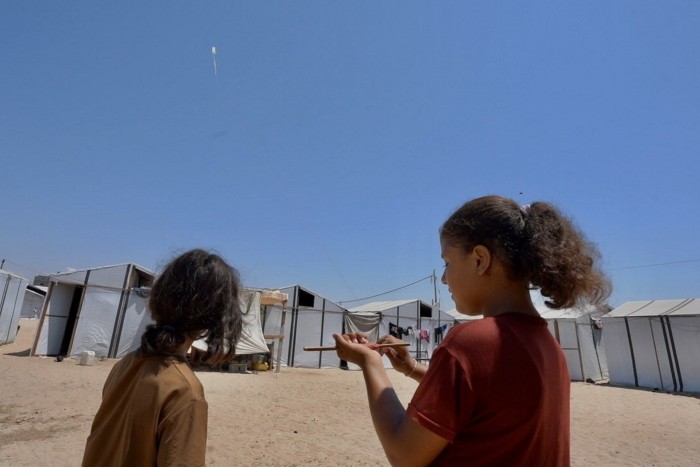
[
  {"xmin": 0, "ymin": 270, "xmax": 29, "ymax": 346},
  {"xmin": 537, "ymin": 306, "xmax": 609, "ymax": 382},
  {"xmin": 347, "ymin": 300, "xmax": 455, "ymax": 369},
  {"xmin": 191, "ymin": 289, "xmax": 277, "ymax": 356},
  {"xmin": 444, "ymin": 308, "xmax": 482, "ymax": 322},
  {"xmin": 32, "ymin": 263, "xmax": 154, "ymax": 358},
  {"xmin": 261, "ymin": 285, "xmax": 345, "ymax": 369},
  {"xmin": 603, "ymin": 299, "xmax": 700, "ymax": 393},
  {"xmin": 344, "ymin": 312, "xmax": 381, "ymax": 343}
]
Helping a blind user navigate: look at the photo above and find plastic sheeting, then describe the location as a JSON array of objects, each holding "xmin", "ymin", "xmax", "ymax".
[
  {"xmin": 603, "ymin": 299, "xmax": 700, "ymax": 392},
  {"xmin": 0, "ymin": 270, "xmax": 28, "ymax": 345}
]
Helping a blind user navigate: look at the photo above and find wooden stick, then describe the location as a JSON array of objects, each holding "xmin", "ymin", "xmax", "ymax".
[{"xmin": 303, "ymin": 342, "xmax": 410, "ymax": 351}]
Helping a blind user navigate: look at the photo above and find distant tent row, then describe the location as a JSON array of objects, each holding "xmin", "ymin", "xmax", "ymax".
[
  {"xmin": 1, "ymin": 269, "xmax": 28, "ymax": 346},
  {"xmin": 16, "ymin": 260, "xmax": 700, "ymax": 392},
  {"xmin": 347, "ymin": 300, "xmax": 454, "ymax": 368},
  {"xmin": 29, "ymin": 262, "xmax": 289, "ymax": 365}
]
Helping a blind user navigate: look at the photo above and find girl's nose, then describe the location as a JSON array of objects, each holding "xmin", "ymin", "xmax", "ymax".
[{"xmin": 441, "ymin": 270, "xmax": 447, "ymax": 285}]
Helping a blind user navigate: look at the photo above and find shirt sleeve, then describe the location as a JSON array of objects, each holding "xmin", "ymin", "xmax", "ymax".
[
  {"xmin": 407, "ymin": 346, "xmax": 477, "ymax": 442},
  {"xmin": 157, "ymin": 399, "xmax": 209, "ymax": 467}
]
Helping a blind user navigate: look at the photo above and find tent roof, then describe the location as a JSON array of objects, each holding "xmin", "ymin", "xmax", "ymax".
[
  {"xmin": 52, "ymin": 262, "xmax": 154, "ymax": 277},
  {"xmin": 606, "ymin": 299, "xmax": 700, "ymax": 318},
  {"xmin": 0, "ymin": 269, "xmax": 28, "ymax": 280},
  {"xmin": 537, "ymin": 305, "xmax": 603, "ymax": 320},
  {"xmin": 349, "ymin": 299, "xmax": 432, "ymax": 313},
  {"xmin": 444, "ymin": 308, "xmax": 482, "ymax": 321},
  {"xmin": 26, "ymin": 284, "xmax": 48, "ymax": 295},
  {"xmin": 272, "ymin": 284, "xmax": 345, "ymax": 309}
]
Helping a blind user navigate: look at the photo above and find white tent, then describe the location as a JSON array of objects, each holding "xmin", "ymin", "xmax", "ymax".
[
  {"xmin": 21, "ymin": 285, "xmax": 47, "ymax": 319},
  {"xmin": 260, "ymin": 285, "xmax": 345, "ymax": 368},
  {"xmin": 538, "ymin": 306, "xmax": 609, "ymax": 382},
  {"xmin": 603, "ymin": 299, "xmax": 700, "ymax": 393},
  {"xmin": 444, "ymin": 308, "xmax": 482, "ymax": 323},
  {"xmin": 1, "ymin": 269, "xmax": 29, "ymax": 346},
  {"xmin": 192, "ymin": 288, "xmax": 288, "ymax": 356},
  {"xmin": 347, "ymin": 300, "xmax": 454, "ymax": 366},
  {"xmin": 32, "ymin": 263, "xmax": 154, "ymax": 358}
]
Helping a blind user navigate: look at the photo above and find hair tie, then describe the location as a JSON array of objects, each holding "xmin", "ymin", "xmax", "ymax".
[{"xmin": 161, "ymin": 324, "xmax": 179, "ymax": 334}]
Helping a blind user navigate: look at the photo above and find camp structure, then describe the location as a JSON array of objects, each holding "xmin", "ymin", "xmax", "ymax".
[
  {"xmin": 1, "ymin": 269, "xmax": 29, "ymax": 346},
  {"xmin": 21, "ymin": 284, "xmax": 47, "ymax": 319},
  {"xmin": 260, "ymin": 285, "xmax": 345, "ymax": 369},
  {"xmin": 538, "ymin": 306, "xmax": 610, "ymax": 382},
  {"xmin": 444, "ymin": 308, "xmax": 482, "ymax": 323},
  {"xmin": 31, "ymin": 263, "xmax": 154, "ymax": 358},
  {"xmin": 347, "ymin": 300, "xmax": 454, "ymax": 366},
  {"xmin": 191, "ymin": 288, "xmax": 288, "ymax": 368},
  {"xmin": 602, "ymin": 299, "xmax": 700, "ymax": 393}
]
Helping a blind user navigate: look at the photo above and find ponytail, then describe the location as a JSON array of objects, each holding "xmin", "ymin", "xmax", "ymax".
[{"xmin": 524, "ymin": 202, "xmax": 610, "ymax": 309}]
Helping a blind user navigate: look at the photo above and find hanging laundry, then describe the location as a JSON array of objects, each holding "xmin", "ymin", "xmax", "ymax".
[
  {"xmin": 389, "ymin": 322, "xmax": 399, "ymax": 338},
  {"xmin": 419, "ymin": 329, "xmax": 430, "ymax": 342}
]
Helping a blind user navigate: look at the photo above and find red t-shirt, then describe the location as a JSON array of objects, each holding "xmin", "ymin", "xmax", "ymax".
[{"xmin": 407, "ymin": 313, "xmax": 570, "ymax": 466}]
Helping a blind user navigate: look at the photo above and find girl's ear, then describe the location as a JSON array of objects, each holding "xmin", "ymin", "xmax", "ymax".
[{"xmin": 472, "ymin": 245, "xmax": 492, "ymax": 275}]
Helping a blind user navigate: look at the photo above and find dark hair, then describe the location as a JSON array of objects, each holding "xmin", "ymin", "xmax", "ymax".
[
  {"xmin": 141, "ymin": 249, "xmax": 243, "ymax": 365},
  {"xmin": 440, "ymin": 195, "xmax": 611, "ymax": 309}
]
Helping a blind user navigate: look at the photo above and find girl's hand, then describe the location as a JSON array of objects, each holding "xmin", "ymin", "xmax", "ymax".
[
  {"xmin": 332, "ymin": 332, "xmax": 382, "ymax": 368},
  {"xmin": 377, "ymin": 335, "xmax": 415, "ymax": 376}
]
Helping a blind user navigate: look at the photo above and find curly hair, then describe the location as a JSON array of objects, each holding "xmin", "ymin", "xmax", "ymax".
[
  {"xmin": 141, "ymin": 249, "xmax": 243, "ymax": 365},
  {"xmin": 440, "ymin": 195, "xmax": 611, "ymax": 309}
]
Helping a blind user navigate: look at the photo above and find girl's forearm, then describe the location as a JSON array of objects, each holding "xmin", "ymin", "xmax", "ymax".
[{"xmin": 361, "ymin": 358, "xmax": 407, "ymax": 462}]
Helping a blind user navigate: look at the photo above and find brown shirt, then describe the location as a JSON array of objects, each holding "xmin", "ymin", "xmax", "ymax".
[{"xmin": 82, "ymin": 351, "xmax": 208, "ymax": 467}]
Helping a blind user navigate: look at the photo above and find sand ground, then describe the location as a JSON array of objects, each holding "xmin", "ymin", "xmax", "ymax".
[{"xmin": 1, "ymin": 319, "xmax": 699, "ymax": 466}]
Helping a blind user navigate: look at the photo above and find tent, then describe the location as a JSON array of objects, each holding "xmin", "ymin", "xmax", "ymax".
[
  {"xmin": 192, "ymin": 288, "xmax": 288, "ymax": 357},
  {"xmin": 347, "ymin": 300, "xmax": 454, "ymax": 366},
  {"xmin": 538, "ymin": 306, "xmax": 609, "ymax": 382},
  {"xmin": 31, "ymin": 263, "xmax": 154, "ymax": 358},
  {"xmin": 602, "ymin": 299, "xmax": 700, "ymax": 393},
  {"xmin": 21, "ymin": 285, "xmax": 47, "ymax": 319},
  {"xmin": 444, "ymin": 308, "xmax": 482, "ymax": 323},
  {"xmin": 1, "ymin": 269, "xmax": 29, "ymax": 346},
  {"xmin": 260, "ymin": 285, "xmax": 345, "ymax": 368}
]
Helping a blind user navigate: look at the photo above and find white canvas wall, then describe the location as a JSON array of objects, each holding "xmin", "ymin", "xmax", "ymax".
[
  {"xmin": 262, "ymin": 285, "xmax": 345, "ymax": 369},
  {"xmin": 669, "ymin": 316, "xmax": 700, "ymax": 392},
  {"xmin": 0, "ymin": 271, "xmax": 28, "ymax": 345},
  {"xmin": 70, "ymin": 288, "xmax": 121, "ymax": 357},
  {"xmin": 115, "ymin": 292, "xmax": 151, "ymax": 357},
  {"xmin": 603, "ymin": 299, "xmax": 700, "ymax": 393},
  {"xmin": 21, "ymin": 288, "xmax": 45, "ymax": 319}
]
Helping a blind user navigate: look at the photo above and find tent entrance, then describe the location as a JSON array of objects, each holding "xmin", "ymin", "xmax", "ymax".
[{"xmin": 59, "ymin": 286, "xmax": 84, "ymax": 356}]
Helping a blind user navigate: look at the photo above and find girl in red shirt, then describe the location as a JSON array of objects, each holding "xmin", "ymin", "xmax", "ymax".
[{"xmin": 334, "ymin": 195, "xmax": 611, "ymax": 466}]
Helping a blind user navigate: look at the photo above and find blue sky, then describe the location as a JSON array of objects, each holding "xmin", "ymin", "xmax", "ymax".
[{"xmin": 1, "ymin": 1, "xmax": 698, "ymax": 309}]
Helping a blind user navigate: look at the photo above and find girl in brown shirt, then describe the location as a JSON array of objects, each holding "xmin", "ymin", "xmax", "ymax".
[{"xmin": 83, "ymin": 249, "xmax": 243, "ymax": 467}]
